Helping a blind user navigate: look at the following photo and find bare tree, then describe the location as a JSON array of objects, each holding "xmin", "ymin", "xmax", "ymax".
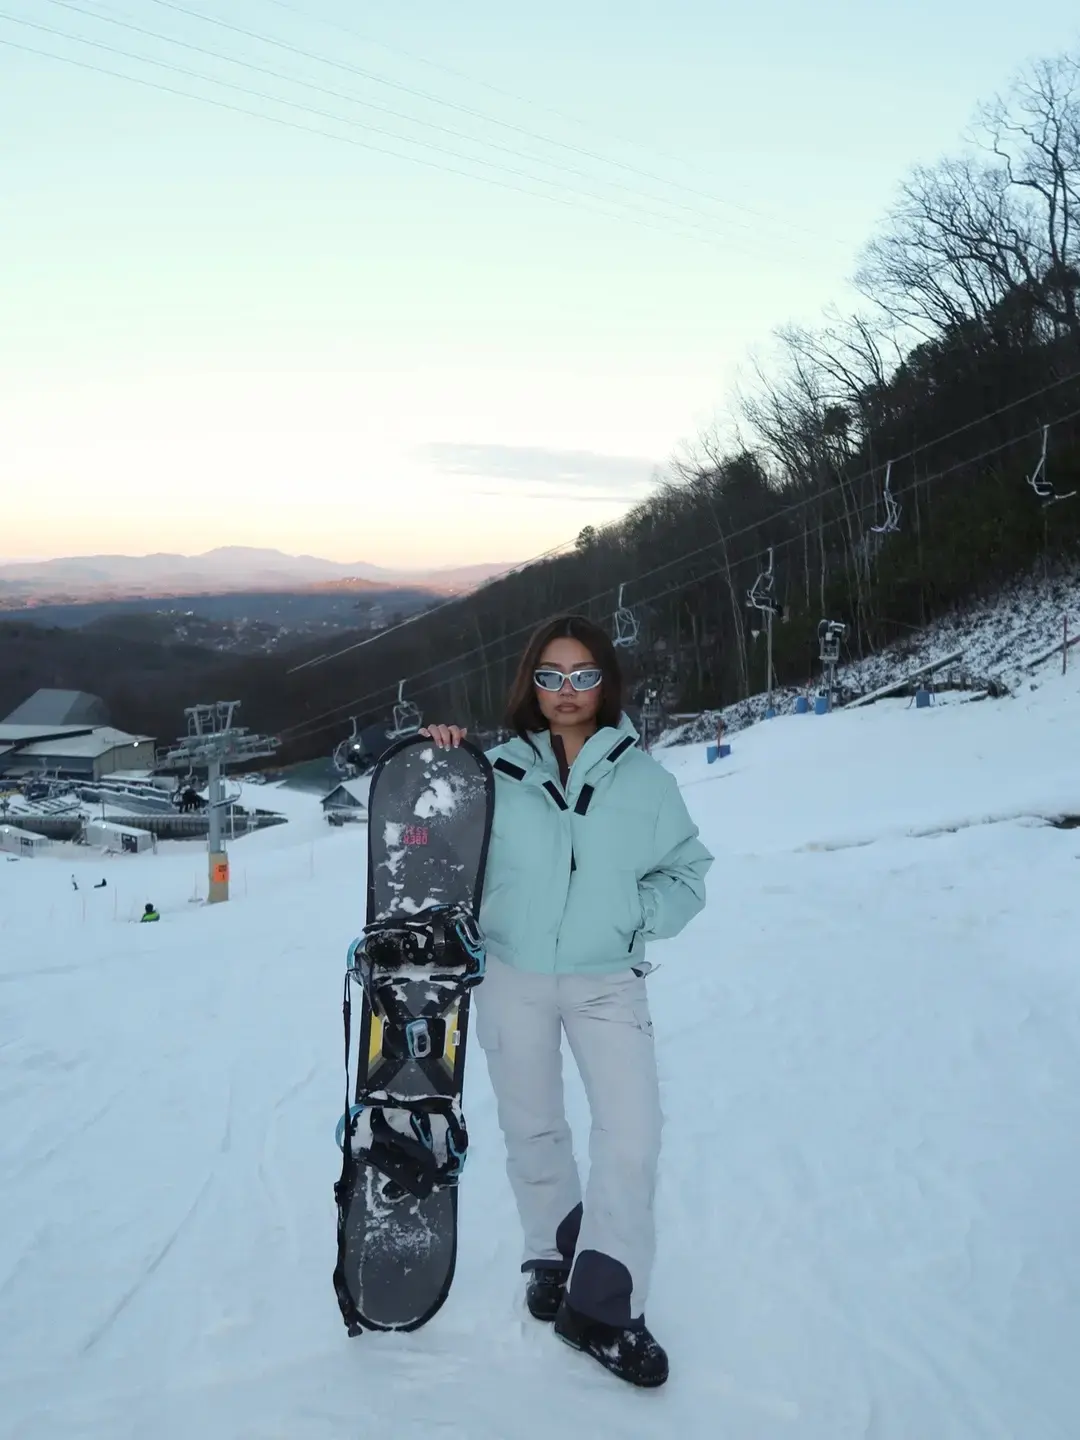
[{"xmin": 978, "ymin": 52, "xmax": 1080, "ymax": 345}]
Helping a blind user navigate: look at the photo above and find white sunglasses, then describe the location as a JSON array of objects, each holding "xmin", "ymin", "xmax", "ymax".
[{"xmin": 533, "ymin": 666, "xmax": 603, "ymax": 693}]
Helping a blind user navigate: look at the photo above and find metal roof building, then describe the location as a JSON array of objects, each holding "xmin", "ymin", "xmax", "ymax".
[
  {"xmin": 2, "ymin": 689, "xmax": 111, "ymax": 727},
  {"xmin": 0, "ymin": 692, "xmax": 154, "ymax": 782}
]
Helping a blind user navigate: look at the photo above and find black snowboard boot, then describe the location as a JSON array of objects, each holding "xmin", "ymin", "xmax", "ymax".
[
  {"xmin": 525, "ymin": 1267, "xmax": 568, "ymax": 1322},
  {"xmin": 553, "ymin": 1299, "xmax": 669, "ymax": 1388}
]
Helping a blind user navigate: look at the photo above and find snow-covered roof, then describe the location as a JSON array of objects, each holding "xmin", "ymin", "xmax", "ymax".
[
  {"xmin": 2, "ymin": 689, "xmax": 109, "ymax": 726},
  {"xmin": 0, "ymin": 726, "xmax": 154, "ymax": 759},
  {"xmin": 0, "ymin": 724, "xmax": 92, "ymax": 742},
  {"xmin": 322, "ymin": 779, "xmax": 368, "ymax": 806}
]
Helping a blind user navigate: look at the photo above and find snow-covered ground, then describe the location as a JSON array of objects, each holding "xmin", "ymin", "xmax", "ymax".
[{"xmin": 2, "ymin": 648, "xmax": 1079, "ymax": 1438}]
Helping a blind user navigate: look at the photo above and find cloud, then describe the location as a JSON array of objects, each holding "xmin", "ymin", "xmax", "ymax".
[{"xmin": 422, "ymin": 443, "xmax": 660, "ymax": 500}]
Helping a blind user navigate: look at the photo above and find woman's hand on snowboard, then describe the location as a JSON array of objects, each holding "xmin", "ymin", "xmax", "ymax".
[{"xmin": 421, "ymin": 723, "xmax": 468, "ymax": 749}]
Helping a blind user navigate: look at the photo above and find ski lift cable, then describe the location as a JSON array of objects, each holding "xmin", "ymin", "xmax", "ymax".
[
  {"xmin": 16, "ymin": 7, "xmax": 831, "ymax": 282},
  {"xmin": 281, "ymin": 367, "xmax": 1080, "ymax": 680},
  {"xmin": 110, "ymin": 0, "xmax": 838, "ymax": 261},
  {"xmin": 257, "ymin": 0, "xmax": 852, "ymax": 251},
  {"xmin": 285, "ymin": 403, "xmax": 1078, "ymax": 744},
  {"xmin": 279, "ymin": 403, "xmax": 1080, "ymax": 748},
  {"xmin": 130, "ymin": 0, "xmax": 849, "ymax": 257},
  {"xmin": 283, "ymin": 404, "xmax": 1080, "ymax": 749}
]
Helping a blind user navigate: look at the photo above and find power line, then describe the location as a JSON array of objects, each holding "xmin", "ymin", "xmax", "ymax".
[
  {"xmin": 259, "ymin": 0, "xmax": 792, "ymax": 229},
  {"xmin": 41, "ymin": 0, "xmax": 826, "ymax": 260},
  {"xmin": 281, "ymin": 363, "xmax": 1080, "ymax": 678},
  {"xmin": 0, "ymin": 22, "xmax": 742, "ymax": 248},
  {"xmin": 275, "ymin": 402, "xmax": 1080, "ymax": 750},
  {"xmin": 158, "ymin": 0, "xmax": 849, "ymax": 252},
  {"xmin": 3, "ymin": 12, "xmax": 826, "ymax": 268}
]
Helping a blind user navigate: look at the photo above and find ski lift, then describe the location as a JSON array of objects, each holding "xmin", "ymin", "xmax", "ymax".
[
  {"xmin": 333, "ymin": 717, "xmax": 364, "ymax": 778},
  {"xmin": 1027, "ymin": 424, "xmax": 1076, "ymax": 505},
  {"xmin": 210, "ymin": 780, "xmax": 243, "ymax": 809},
  {"xmin": 388, "ymin": 680, "xmax": 422, "ymax": 740},
  {"xmin": 746, "ymin": 547, "xmax": 780, "ymax": 616},
  {"xmin": 870, "ymin": 461, "xmax": 901, "ymax": 534},
  {"xmin": 612, "ymin": 583, "xmax": 639, "ymax": 649}
]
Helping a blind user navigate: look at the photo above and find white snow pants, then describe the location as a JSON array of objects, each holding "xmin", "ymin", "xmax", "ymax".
[{"xmin": 473, "ymin": 954, "xmax": 662, "ymax": 1327}]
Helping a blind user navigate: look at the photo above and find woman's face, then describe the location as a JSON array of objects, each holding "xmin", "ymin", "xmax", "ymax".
[{"xmin": 534, "ymin": 636, "xmax": 604, "ymax": 731}]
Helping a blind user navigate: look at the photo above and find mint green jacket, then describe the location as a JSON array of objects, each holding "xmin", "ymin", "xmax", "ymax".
[{"xmin": 479, "ymin": 715, "xmax": 713, "ymax": 974}]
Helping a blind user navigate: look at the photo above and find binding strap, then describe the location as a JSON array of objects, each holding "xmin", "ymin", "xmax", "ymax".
[{"xmin": 333, "ymin": 969, "xmax": 365, "ymax": 1335}]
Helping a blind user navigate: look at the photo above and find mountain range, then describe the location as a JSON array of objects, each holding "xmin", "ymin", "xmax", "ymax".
[{"xmin": 0, "ymin": 547, "xmax": 512, "ymax": 605}]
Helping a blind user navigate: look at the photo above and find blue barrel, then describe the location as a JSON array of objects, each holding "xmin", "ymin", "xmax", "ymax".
[
  {"xmin": 765, "ymin": 706, "xmax": 777, "ymax": 720},
  {"xmin": 915, "ymin": 688, "xmax": 931, "ymax": 709},
  {"xmin": 814, "ymin": 694, "xmax": 829, "ymax": 715},
  {"xmin": 795, "ymin": 696, "xmax": 809, "ymax": 714}
]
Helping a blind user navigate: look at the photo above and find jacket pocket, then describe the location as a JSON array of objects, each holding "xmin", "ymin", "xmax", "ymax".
[
  {"xmin": 617, "ymin": 868, "xmax": 645, "ymax": 938},
  {"xmin": 478, "ymin": 867, "xmax": 529, "ymax": 953}
]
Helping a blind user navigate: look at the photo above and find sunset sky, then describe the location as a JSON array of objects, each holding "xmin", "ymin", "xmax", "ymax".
[{"xmin": 2, "ymin": 0, "xmax": 1077, "ymax": 567}]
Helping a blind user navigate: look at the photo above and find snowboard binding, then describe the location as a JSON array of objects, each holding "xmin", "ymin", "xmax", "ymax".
[
  {"xmin": 349, "ymin": 902, "xmax": 486, "ymax": 986},
  {"xmin": 337, "ymin": 1095, "xmax": 469, "ymax": 1200}
]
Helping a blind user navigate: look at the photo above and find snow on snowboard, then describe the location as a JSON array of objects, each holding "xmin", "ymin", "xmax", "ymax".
[{"xmin": 333, "ymin": 734, "xmax": 494, "ymax": 1334}]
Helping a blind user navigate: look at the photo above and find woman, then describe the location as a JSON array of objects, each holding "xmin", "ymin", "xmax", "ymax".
[{"xmin": 422, "ymin": 615, "xmax": 712, "ymax": 1388}]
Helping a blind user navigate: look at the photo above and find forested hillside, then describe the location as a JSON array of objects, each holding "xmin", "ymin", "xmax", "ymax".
[{"xmin": 261, "ymin": 49, "xmax": 1080, "ymax": 763}]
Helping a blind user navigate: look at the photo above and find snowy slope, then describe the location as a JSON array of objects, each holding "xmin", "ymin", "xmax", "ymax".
[
  {"xmin": 666, "ymin": 561, "xmax": 1080, "ymax": 744},
  {"xmin": 2, "ymin": 664, "xmax": 1079, "ymax": 1438}
]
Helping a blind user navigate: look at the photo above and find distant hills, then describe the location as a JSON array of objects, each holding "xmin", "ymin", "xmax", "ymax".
[{"xmin": 0, "ymin": 546, "xmax": 513, "ymax": 607}]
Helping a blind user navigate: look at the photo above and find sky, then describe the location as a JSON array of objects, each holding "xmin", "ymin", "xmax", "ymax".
[{"xmin": 1, "ymin": 0, "xmax": 1079, "ymax": 568}]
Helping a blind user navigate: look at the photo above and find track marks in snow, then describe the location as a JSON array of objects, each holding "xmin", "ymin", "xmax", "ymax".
[{"xmin": 81, "ymin": 1169, "xmax": 216, "ymax": 1355}]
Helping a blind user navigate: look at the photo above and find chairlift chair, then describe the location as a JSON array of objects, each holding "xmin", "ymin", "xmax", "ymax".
[
  {"xmin": 613, "ymin": 583, "xmax": 639, "ymax": 649},
  {"xmin": 333, "ymin": 717, "xmax": 363, "ymax": 778},
  {"xmin": 870, "ymin": 461, "xmax": 901, "ymax": 534},
  {"xmin": 1028, "ymin": 424, "xmax": 1077, "ymax": 505},
  {"xmin": 388, "ymin": 680, "xmax": 422, "ymax": 740},
  {"xmin": 746, "ymin": 547, "xmax": 780, "ymax": 616}
]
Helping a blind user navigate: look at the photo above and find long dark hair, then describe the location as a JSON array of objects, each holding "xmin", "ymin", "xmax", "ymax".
[{"xmin": 505, "ymin": 614, "xmax": 624, "ymax": 742}]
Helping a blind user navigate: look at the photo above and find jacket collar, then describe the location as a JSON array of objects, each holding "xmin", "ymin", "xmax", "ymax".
[{"xmin": 496, "ymin": 713, "xmax": 639, "ymax": 801}]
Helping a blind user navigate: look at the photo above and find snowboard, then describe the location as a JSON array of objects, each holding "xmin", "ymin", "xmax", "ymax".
[{"xmin": 332, "ymin": 733, "xmax": 494, "ymax": 1335}]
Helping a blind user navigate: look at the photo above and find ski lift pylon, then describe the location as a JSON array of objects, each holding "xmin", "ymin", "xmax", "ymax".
[
  {"xmin": 388, "ymin": 680, "xmax": 422, "ymax": 740},
  {"xmin": 870, "ymin": 460, "xmax": 901, "ymax": 534},
  {"xmin": 1027, "ymin": 424, "xmax": 1076, "ymax": 505},
  {"xmin": 613, "ymin": 582, "xmax": 639, "ymax": 649}
]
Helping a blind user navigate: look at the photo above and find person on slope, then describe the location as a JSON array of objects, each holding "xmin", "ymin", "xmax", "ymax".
[
  {"xmin": 421, "ymin": 615, "xmax": 713, "ymax": 1389},
  {"xmin": 140, "ymin": 902, "xmax": 160, "ymax": 923}
]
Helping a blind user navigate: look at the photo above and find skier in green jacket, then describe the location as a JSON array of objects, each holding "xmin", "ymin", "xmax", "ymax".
[{"xmin": 422, "ymin": 614, "xmax": 713, "ymax": 1388}]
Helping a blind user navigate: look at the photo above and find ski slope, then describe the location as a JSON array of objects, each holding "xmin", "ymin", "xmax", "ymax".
[
  {"xmin": 2, "ymin": 661, "xmax": 1079, "ymax": 1438},
  {"xmin": 666, "ymin": 560, "xmax": 1080, "ymax": 744}
]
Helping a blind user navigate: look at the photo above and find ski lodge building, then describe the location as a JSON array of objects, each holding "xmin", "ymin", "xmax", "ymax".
[{"xmin": 0, "ymin": 689, "xmax": 155, "ymax": 783}]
